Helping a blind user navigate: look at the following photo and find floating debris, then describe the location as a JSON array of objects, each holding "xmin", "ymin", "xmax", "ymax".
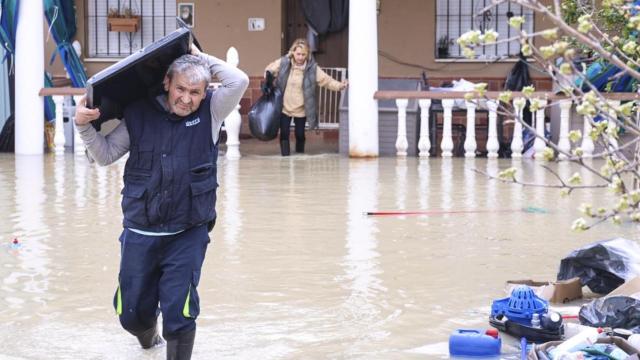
[{"xmin": 9, "ymin": 238, "xmax": 22, "ymax": 250}]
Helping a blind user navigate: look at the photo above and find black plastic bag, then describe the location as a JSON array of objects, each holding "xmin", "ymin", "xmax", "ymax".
[
  {"xmin": 504, "ymin": 54, "xmax": 533, "ymax": 128},
  {"xmin": 503, "ymin": 52, "xmax": 533, "ymax": 156},
  {"xmin": 557, "ymin": 238, "xmax": 640, "ymax": 294},
  {"xmin": 505, "ymin": 52, "xmax": 531, "ymax": 91},
  {"xmin": 579, "ymin": 295, "xmax": 640, "ymax": 329},
  {"xmin": 248, "ymin": 72, "xmax": 282, "ymax": 141}
]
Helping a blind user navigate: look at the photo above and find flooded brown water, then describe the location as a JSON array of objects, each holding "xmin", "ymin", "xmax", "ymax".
[{"xmin": 0, "ymin": 153, "xmax": 638, "ymax": 359}]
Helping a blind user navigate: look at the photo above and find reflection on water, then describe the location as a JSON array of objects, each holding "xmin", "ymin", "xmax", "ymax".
[
  {"xmin": 395, "ymin": 159, "xmax": 407, "ymax": 211},
  {"xmin": 0, "ymin": 154, "xmax": 638, "ymax": 359},
  {"xmin": 418, "ymin": 159, "xmax": 430, "ymax": 211},
  {"xmin": 463, "ymin": 159, "xmax": 477, "ymax": 209},
  {"xmin": 10, "ymin": 156, "xmax": 50, "ymax": 312},
  {"xmin": 440, "ymin": 159, "xmax": 453, "ymax": 209},
  {"xmin": 343, "ymin": 160, "xmax": 383, "ymax": 339},
  {"xmin": 222, "ymin": 158, "xmax": 242, "ymax": 257}
]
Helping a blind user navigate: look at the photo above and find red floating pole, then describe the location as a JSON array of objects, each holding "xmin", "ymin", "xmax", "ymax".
[{"xmin": 365, "ymin": 207, "xmax": 548, "ymax": 216}]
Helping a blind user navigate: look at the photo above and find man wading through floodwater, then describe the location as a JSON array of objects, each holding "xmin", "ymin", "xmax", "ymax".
[{"xmin": 74, "ymin": 45, "xmax": 249, "ymax": 359}]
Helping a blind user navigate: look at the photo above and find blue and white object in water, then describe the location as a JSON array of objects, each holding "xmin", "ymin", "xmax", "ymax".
[
  {"xmin": 449, "ymin": 329, "xmax": 501, "ymax": 357},
  {"xmin": 491, "ymin": 285, "xmax": 548, "ymax": 325}
]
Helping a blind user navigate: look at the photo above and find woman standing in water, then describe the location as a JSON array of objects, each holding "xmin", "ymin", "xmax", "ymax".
[{"xmin": 265, "ymin": 38, "xmax": 347, "ymax": 156}]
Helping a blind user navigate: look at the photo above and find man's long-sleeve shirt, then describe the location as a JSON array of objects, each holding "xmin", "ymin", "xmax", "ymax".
[{"xmin": 77, "ymin": 53, "xmax": 249, "ymax": 165}]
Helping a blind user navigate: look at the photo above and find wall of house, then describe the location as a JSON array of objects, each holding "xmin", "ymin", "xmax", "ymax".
[
  {"xmin": 46, "ymin": 0, "xmax": 556, "ymax": 124},
  {"xmin": 378, "ymin": 0, "xmax": 554, "ymax": 80},
  {"xmin": 62, "ymin": 0, "xmax": 282, "ymax": 78},
  {"xmin": 54, "ymin": 0, "xmax": 554, "ymax": 81}
]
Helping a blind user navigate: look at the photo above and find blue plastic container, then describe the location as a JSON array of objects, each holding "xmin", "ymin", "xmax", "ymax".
[
  {"xmin": 491, "ymin": 285, "xmax": 548, "ymax": 325},
  {"xmin": 449, "ymin": 329, "xmax": 501, "ymax": 357}
]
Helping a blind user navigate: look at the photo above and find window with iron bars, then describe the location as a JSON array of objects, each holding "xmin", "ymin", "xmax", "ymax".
[
  {"xmin": 85, "ymin": 0, "xmax": 177, "ymax": 58},
  {"xmin": 436, "ymin": 0, "xmax": 534, "ymax": 60}
]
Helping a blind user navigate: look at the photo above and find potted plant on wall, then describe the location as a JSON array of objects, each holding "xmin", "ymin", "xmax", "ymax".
[
  {"xmin": 437, "ymin": 35, "xmax": 453, "ymax": 59},
  {"xmin": 107, "ymin": 6, "xmax": 140, "ymax": 32}
]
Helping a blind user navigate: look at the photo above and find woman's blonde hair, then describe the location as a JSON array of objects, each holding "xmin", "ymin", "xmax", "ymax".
[{"xmin": 287, "ymin": 38, "xmax": 310, "ymax": 60}]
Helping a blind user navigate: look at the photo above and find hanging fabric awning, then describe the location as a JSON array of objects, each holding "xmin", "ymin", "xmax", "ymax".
[
  {"xmin": 0, "ymin": 47, "xmax": 9, "ymax": 129},
  {"xmin": 0, "ymin": 0, "xmax": 18, "ymax": 145},
  {"xmin": 0, "ymin": 0, "xmax": 19, "ymax": 63},
  {"xmin": 44, "ymin": 0, "xmax": 87, "ymax": 87}
]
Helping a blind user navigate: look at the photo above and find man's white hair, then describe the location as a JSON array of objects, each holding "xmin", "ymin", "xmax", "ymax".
[{"xmin": 166, "ymin": 54, "xmax": 211, "ymax": 86}]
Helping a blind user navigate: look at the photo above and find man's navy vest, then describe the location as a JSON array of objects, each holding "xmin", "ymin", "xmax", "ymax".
[{"xmin": 121, "ymin": 91, "xmax": 218, "ymax": 233}]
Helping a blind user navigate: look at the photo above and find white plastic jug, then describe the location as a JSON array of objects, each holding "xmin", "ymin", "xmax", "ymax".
[
  {"xmin": 553, "ymin": 327, "xmax": 600, "ymax": 358},
  {"xmin": 628, "ymin": 334, "xmax": 640, "ymax": 351}
]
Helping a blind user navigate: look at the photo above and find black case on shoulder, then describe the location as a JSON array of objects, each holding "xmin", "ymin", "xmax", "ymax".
[{"xmin": 85, "ymin": 27, "xmax": 192, "ymax": 128}]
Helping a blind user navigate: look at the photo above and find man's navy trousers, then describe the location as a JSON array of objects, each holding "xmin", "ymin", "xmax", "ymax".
[{"xmin": 114, "ymin": 224, "xmax": 209, "ymax": 340}]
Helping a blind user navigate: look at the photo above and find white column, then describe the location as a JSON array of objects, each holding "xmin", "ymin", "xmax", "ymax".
[
  {"xmin": 511, "ymin": 98, "xmax": 525, "ymax": 158},
  {"xmin": 557, "ymin": 100, "xmax": 572, "ymax": 160},
  {"xmin": 225, "ymin": 47, "xmax": 242, "ymax": 159},
  {"xmin": 486, "ymin": 100, "xmax": 499, "ymax": 158},
  {"xmin": 15, "ymin": 0, "xmax": 45, "ymax": 154},
  {"xmin": 464, "ymin": 100, "xmax": 477, "ymax": 157},
  {"xmin": 607, "ymin": 100, "xmax": 620, "ymax": 150},
  {"xmin": 395, "ymin": 99, "xmax": 408, "ymax": 156},
  {"xmin": 348, "ymin": 0, "xmax": 378, "ymax": 157},
  {"xmin": 533, "ymin": 100, "xmax": 548, "ymax": 159},
  {"xmin": 73, "ymin": 95, "xmax": 85, "ymax": 155},
  {"xmin": 581, "ymin": 115, "xmax": 595, "ymax": 157},
  {"xmin": 418, "ymin": 99, "xmax": 431, "ymax": 157},
  {"xmin": 441, "ymin": 99, "xmax": 454, "ymax": 157},
  {"xmin": 52, "ymin": 96, "xmax": 66, "ymax": 154}
]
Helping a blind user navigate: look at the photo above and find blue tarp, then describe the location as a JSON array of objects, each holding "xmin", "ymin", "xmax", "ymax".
[
  {"xmin": 576, "ymin": 62, "xmax": 637, "ymax": 93},
  {"xmin": 0, "ymin": 0, "xmax": 19, "ymax": 61},
  {"xmin": 575, "ymin": 0, "xmax": 640, "ymax": 95},
  {"xmin": 0, "ymin": 0, "xmax": 17, "ymax": 130},
  {"xmin": 0, "ymin": 47, "xmax": 9, "ymax": 129},
  {"xmin": 44, "ymin": 0, "xmax": 87, "ymax": 87}
]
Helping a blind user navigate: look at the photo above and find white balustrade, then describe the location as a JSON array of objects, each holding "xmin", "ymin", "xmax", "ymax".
[
  {"xmin": 511, "ymin": 98, "xmax": 525, "ymax": 158},
  {"xmin": 464, "ymin": 100, "xmax": 477, "ymax": 157},
  {"xmin": 52, "ymin": 95, "xmax": 66, "ymax": 154},
  {"xmin": 557, "ymin": 100, "xmax": 572, "ymax": 160},
  {"xmin": 72, "ymin": 95, "xmax": 85, "ymax": 155},
  {"xmin": 581, "ymin": 114, "xmax": 595, "ymax": 157},
  {"xmin": 607, "ymin": 100, "xmax": 621, "ymax": 150},
  {"xmin": 379, "ymin": 93, "xmax": 636, "ymax": 160},
  {"xmin": 417, "ymin": 99, "xmax": 431, "ymax": 157},
  {"xmin": 224, "ymin": 46, "xmax": 242, "ymax": 159},
  {"xmin": 486, "ymin": 100, "xmax": 499, "ymax": 158},
  {"xmin": 441, "ymin": 99, "xmax": 455, "ymax": 157},
  {"xmin": 533, "ymin": 99, "xmax": 548, "ymax": 159},
  {"xmin": 395, "ymin": 98, "xmax": 408, "ymax": 156}
]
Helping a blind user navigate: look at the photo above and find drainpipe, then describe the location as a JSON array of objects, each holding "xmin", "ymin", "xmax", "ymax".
[
  {"xmin": 15, "ymin": 0, "xmax": 45, "ymax": 155},
  {"xmin": 348, "ymin": 0, "xmax": 378, "ymax": 157}
]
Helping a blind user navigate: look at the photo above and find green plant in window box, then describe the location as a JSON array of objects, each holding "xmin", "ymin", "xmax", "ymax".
[{"xmin": 107, "ymin": 6, "xmax": 140, "ymax": 32}]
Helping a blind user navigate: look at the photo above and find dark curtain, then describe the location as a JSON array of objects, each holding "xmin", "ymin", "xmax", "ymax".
[{"xmin": 301, "ymin": 0, "xmax": 349, "ymax": 35}]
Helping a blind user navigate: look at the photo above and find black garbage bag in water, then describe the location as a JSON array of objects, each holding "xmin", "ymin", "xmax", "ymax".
[
  {"xmin": 557, "ymin": 238, "xmax": 640, "ymax": 294},
  {"xmin": 248, "ymin": 71, "xmax": 282, "ymax": 141},
  {"xmin": 579, "ymin": 295, "xmax": 640, "ymax": 329}
]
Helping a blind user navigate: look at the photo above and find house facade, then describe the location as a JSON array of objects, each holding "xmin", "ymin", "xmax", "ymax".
[{"xmin": 41, "ymin": 0, "xmax": 556, "ymax": 155}]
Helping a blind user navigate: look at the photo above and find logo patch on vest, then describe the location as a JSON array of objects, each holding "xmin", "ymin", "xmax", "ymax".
[{"xmin": 185, "ymin": 118, "xmax": 201, "ymax": 127}]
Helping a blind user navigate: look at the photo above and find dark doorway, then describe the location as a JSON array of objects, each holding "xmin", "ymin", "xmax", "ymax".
[{"xmin": 283, "ymin": 0, "xmax": 348, "ymax": 68}]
